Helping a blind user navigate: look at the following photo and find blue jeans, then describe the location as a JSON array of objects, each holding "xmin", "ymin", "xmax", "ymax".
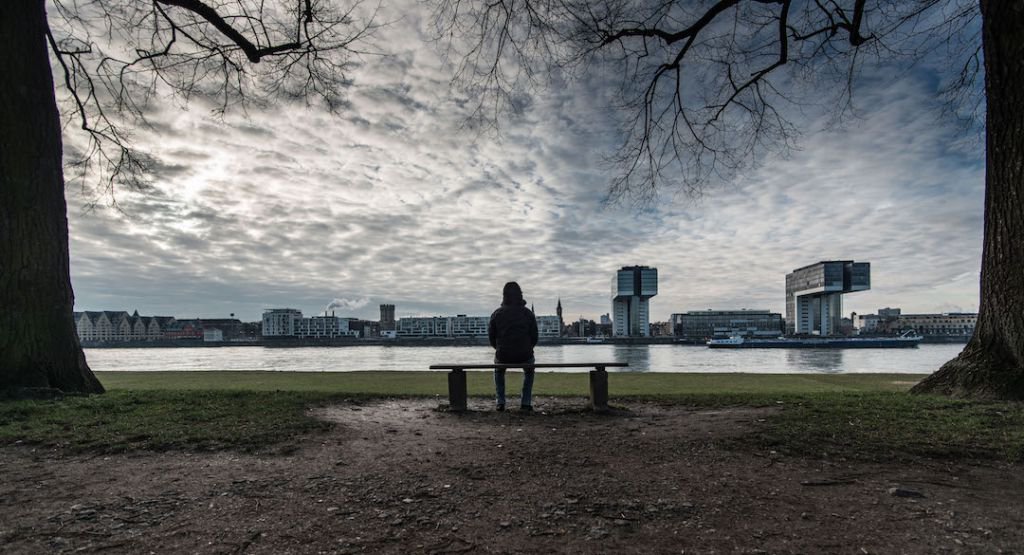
[{"xmin": 494, "ymin": 356, "xmax": 535, "ymax": 407}]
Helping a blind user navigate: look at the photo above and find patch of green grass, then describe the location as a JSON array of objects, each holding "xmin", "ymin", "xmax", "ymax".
[
  {"xmin": 753, "ymin": 392, "xmax": 1024, "ymax": 463},
  {"xmin": 98, "ymin": 371, "xmax": 453, "ymax": 395},
  {"xmin": 95, "ymin": 370, "xmax": 917, "ymax": 396},
  {"xmin": 0, "ymin": 390, "xmax": 341, "ymax": 453},
  {"xmin": 4, "ymin": 372, "xmax": 1021, "ymax": 462}
]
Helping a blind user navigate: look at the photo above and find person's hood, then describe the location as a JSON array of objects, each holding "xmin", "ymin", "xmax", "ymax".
[{"xmin": 502, "ymin": 282, "xmax": 526, "ymax": 306}]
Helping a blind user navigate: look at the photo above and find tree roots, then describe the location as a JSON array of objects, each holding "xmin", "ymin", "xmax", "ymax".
[{"xmin": 911, "ymin": 343, "xmax": 1024, "ymax": 400}]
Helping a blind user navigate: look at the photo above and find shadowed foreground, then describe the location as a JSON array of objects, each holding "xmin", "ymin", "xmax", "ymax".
[{"xmin": 1, "ymin": 397, "xmax": 1021, "ymax": 554}]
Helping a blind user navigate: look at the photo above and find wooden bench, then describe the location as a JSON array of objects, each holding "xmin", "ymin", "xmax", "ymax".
[{"xmin": 429, "ymin": 363, "xmax": 629, "ymax": 413}]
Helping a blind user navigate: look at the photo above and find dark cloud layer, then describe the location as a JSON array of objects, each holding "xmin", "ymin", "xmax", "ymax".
[{"xmin": 66, "ymin": 1, "xmax": 983, "ymax": 323}]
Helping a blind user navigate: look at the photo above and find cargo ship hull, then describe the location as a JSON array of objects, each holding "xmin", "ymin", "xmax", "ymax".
[{"xmin": 707, "ymin": 336, "xmax": 922, "ymax": 348}]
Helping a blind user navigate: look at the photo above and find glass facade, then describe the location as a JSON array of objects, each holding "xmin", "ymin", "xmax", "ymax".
[
  {"xmin": 785, "ymin": 261, "xmax": 871, "ymax": 335},
  {"xmin": 613, "ymin": 272, "xmax": 635, "ymax": 298},
  {"xmin": 640, "ymin": 268, "xmax": 658, "ymax": 296},
  {"xmin": 848, "ymin": 262, "xmax": 871, "ymax": 290},
  {"xmin": 612, "ymin": 266, "xmax": 658, "ymax": 336}
]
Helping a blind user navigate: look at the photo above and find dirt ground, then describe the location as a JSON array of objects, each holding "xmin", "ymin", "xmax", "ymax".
[{"xmin": 1, "ymin": 397, "xmax": 1021, "ymax": 554}]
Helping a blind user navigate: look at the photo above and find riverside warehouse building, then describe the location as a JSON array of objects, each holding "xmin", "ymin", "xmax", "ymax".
[
  {"xmin": 671, "ymin": 309, "xmax": 785, "ymax": 341},
  {"xmin": 262, "ymin": 308, "xmax": 562, "ymax": 339},
  {"xmin": 261, "ymin": 308, "xmax": 359, "ymax": 338},
  {"xmin": 395, "ymin": 315, "xmax": 562, "ymax": 338}
]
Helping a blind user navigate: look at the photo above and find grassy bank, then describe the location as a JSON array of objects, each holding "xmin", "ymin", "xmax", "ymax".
[
  {"xmin": 0, "ymin": 390, "xmax": 334, "ymax": 454},
  {"xmin": 95, "ymin": 370, "xmax": 917, "ymax": 396},
  {"xmin": 0, "ymin": 371, "xmax": 1021, "ymax": 462},
  {"xmin": 759, "ymin": 393, "xmax": 1024, "ymax": 462}
]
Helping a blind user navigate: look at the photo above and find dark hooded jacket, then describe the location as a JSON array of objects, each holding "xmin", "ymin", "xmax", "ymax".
[{"xmin": 488, "ymin": 283, "xmax": 539, "ymax": 363}]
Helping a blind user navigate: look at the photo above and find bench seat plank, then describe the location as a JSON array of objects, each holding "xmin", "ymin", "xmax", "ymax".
[
  {"xmin": 436, "ymin": 363, "xmax": 627, "ymax": 412},
  {"xmin": 430, "ymin": 363, "xmax": 628, "ymax": 370}
]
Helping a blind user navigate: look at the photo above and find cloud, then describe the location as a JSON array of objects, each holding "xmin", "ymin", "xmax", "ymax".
[{"xmin": 63, "ymin": 0, "xmax": 985, "ymax": 324}]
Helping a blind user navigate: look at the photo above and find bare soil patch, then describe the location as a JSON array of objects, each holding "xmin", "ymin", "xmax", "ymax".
[{"xmin": 1, "ymin": 398, "xmax": 1020, "ymax": 554}]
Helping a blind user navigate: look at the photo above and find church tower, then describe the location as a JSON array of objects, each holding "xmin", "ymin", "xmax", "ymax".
[{"xmin": 556, "ymin": 298, "xmax": 564, "ymax": 337}]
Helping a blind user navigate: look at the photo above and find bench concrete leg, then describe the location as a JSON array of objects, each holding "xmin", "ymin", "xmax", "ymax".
[
  {"xmin": 448, "ymin": 369, "xmax": 467, "ymax": 412},
  {"xmin": 589, "ymin": 368, "xmax": 609, "ymax": 413}
]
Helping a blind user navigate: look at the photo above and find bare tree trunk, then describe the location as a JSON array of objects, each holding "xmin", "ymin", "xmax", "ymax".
[
  {"xmin": 912, "ymin": 0, "xmax": 1024, "ymax": 399},
  {"xmin": 0, "ymin": 0, "xmax": 104, "ymax": 395}
]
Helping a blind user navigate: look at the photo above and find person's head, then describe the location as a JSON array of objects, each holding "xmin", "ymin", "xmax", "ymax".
[{"xmin": 502, "ymin": 281, "xmax": 525, "ymax": 306}]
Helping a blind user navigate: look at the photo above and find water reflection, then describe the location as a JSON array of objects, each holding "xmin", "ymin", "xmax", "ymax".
[
  {"xmin": 612, "ymin": 344, "xmax": 651, "ymax": 372},
  {"xmin": 786, "ymin": 349, "xmax": 844, "ymax": 373},
  {"xmin": 83, "ymin": 343, "xmax": 962, "ymax": 374}
]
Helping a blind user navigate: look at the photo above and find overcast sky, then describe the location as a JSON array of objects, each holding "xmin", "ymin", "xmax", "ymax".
[{"xmin": 63, "ymin": 1, "xmax": 985, "ymax": 324}]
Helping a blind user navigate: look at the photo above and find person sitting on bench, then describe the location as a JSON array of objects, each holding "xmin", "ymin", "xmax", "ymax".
[{"xmin": 488, "ymin": 281, "xmax": 539, "ymax": 412}]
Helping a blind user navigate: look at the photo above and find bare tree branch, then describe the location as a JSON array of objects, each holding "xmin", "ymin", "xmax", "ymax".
[
  {"xmin": 47, "ymin": 0, "xmax": 381, "ymax": 201},
  {"xmin": 432, "ymin": 0, "xmax": 982, "ymax": 205},
  {"xmin": 155, "ymin": 0, "xmax": 304, "ymax": 62}
]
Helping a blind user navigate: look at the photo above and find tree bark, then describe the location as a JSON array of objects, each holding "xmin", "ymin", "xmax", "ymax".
[
  {"xmin": 911, "ymin": 0, "xmax": 1024, "ymax": 400},
  {"xmin": 0, "ymin": 0, "xmax": 104, "ymax": 395}
]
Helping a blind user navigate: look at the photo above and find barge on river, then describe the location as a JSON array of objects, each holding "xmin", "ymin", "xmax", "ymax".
[{"xmin": 707, "ymin": 332, "xmax": 923, "ymax": 349}]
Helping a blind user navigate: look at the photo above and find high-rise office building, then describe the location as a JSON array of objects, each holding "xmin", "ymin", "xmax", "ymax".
[
  {"xmin": 611, "ymin": 266, "xmax": 658, "ymax": 337},
  {"xmin": 379, "ymin": 304, "xmax": 396, "ymax": 331},
  {"xmin": 785, "ymin": 261, "xmax": 870, "ymax": 335}
]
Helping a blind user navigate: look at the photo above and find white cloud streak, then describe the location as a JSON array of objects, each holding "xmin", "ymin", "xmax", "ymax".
[{"xmin": 65, "ymin": 1, "xmax": 984, "ymax": 323}]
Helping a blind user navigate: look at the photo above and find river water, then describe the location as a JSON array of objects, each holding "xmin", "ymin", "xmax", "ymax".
[{"xmin": 83, "ymin": 343, "xmax": 963, "ymax": 374}]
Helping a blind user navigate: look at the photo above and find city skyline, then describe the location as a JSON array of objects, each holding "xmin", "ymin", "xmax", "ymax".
[
  {"xmin": 72, "ymin": 267, "xmax": 974, "ymax": 326},
  {"xmin": 63, "ymin": 1, "xmax": 983, "ymax": 324}
]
